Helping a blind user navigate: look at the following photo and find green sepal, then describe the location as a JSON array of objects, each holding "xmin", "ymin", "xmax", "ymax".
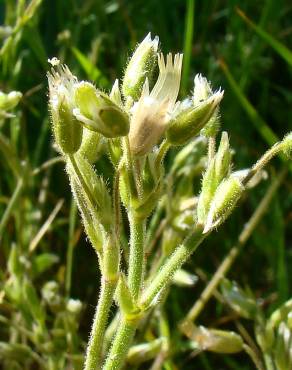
[
  {"xmin": 52, "ymin": 97, "xmax": 83, "ymax": 154},
  {"xmin": 166, "ymin": 93, "xmax": 223, "ymax": 146}
]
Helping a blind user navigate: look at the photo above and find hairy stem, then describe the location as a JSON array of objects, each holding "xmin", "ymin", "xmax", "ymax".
[
  {"xmin": 84, "ymin": 278, "xmax": 117, "ymax": 370},
  {"xmin": 141, "ymin": 224, "xmax": 206, "ymax": 309},
  {"xmin": 103, "ymin": 318, "xmax": 137, "ymax": 370},
  {"xmin": 128, "ymin": 213, "xmax": 145, "ymax": 301},
  {"xmin": 103, "ymin": 225, "xmax": 206, "ymax": 370}
]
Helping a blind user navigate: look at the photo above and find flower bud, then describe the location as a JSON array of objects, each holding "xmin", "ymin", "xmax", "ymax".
[
  {"xmin": 66, "ymin": 154, "xmax": 112, "ymax": 232},
  {"xmin": 221, "ymin": 279, "xmax": 258, "ymax": 319},
  {"xmin": 0, "ymin": 91, "xmax": 22, "ymax": 111},
  {"xmin": 197, "ymin": 160, "xmax": 217, "ymax": 224},
  {"xmin": 48, "ymin": 65, "xmax": 83, "ymax": 154},
  {"xmin": 66, "ymin": 298, "xmax": 82, "ymax": 315},
  {"xmin": 173, "ymin": 269, "xmax": 198, "ymax": 287},
  {"xmin": 181, "ymin": 322, "xmax": 244, "ymax": 354},
  {"xmin": 193, "ymin": 74, "xmax": 221, "ymax": 138},
  {"xmin": 110, "ymin": 79, "xmax": 123, "ymax": 107},
  {"xmin": 69, "ymin": 177, "xmax": 103, "ymax": 253},
  {"xmin": 197, "ymin": 133, "xmax": 232, "ymax": 224},
  {"xmin": 281, "ymin": 132, "xmax": 292, "ymax": 158},
  {"xmin": 204, "ymin": 176, "xmax": 244, "ymax": 233},
  {"xmin": 122, "ymin": 33, "xmax": 159, "ymax": 101},
  {"xmin": 195, "ymin": 327, "xmax": 244, "ymax": 354},
  {"xmin": 41, "ymin": 281, "xmax": 62, "ymax": 310},
  {"xmin": 166, "ymin": 90, "xmax": 223, "ymax": 145},
  {"xmin": 73, "ymin": 82, "xmax": 129, "ymax": 138},
  {"xmin": 127, "ymin": 338, "xmax": 166, "ymax": 365},
  {"xmin": 215, "ymin": 131, "xmax": 231, "ymax": 179}
]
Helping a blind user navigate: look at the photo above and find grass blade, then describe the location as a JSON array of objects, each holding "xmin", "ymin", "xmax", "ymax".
[
  {"xmin": 29, "ymin": 199, "xmax": 64, "ymax": 252},
  {"xmin": 236, "ymin": 7, "xmax": 292, "ymax": 67},
  {"xmin": 219, "ymin": 58, "xmax": 278, "ymax": 146},
  {"xmin": 181, "ymin": 0, "xmax": 195, "ymax": 93}
]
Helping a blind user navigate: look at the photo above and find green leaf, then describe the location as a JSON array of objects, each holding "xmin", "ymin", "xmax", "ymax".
[
  {"xmin": 32, "ymin": 253, "xmax": 59, "ymax": 277},
  {"xmin": 23, "ymin": 279, "xmax": 46, "ymax": 325},
  {"xmin": 71, "ymin": 47, "xmax": 108, "ymax": 88}
]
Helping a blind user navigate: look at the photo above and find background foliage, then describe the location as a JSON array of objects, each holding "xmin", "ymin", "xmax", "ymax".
[{"xmin": 0, "ymin": 0, "xmax": 291, "ymax": 369}]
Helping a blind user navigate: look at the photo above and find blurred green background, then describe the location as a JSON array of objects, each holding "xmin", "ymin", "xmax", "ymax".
[{"xmin": 0, "ymin": 0, "xmax": 291, "ymax": 369}]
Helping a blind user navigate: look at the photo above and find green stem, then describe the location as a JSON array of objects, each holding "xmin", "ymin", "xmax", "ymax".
[
  {"xmin": 263, "ymin": 353, "xmax": 276, "ymax": 370},
  {"xmin": 84, "ymin": 278, "xmax": 117, "ymax": 370},
  {"xmin": 128, "ymin": 213, "xmax": 145, "ymax": 301},
  {"xmin": 141, "ymin": 224, "xmax": 206, "ymax": 309},
  {"xmin": 155, "ymin": 139, "xmax": 170, "ymax": 170},
  {"xmin": 0, "ymin": 178, "xmax": 23, "ymax": 240},
  {"xmin": 65, "ymin": 198, "xmax": 77, "ymax": 296},
  {"xmin": 103, "ymin": 318, "xmax": 137, "ymax": 370},
  {"xmin": 243, "ymin": 344, "xmax": 265, "ymax": 370},
  {"xmin": 103, "ymin": 225, "xmax": 206, "ymax": 370}
]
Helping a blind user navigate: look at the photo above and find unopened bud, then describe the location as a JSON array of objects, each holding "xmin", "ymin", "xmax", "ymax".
[
  {"xmin": 48, "ymin": 65, "xmax": 83, "ymax": 154},
  {"xmin": 122, "ymin": 33, "xmax": 159, "ymax": 100},
  {"xmin": 197, "ymin": 160, "xmax": 217, "ymax": 224},
  {"xmin": 74, "ymin": 82, "xmax": 129, "ymax": 138},
  {"xmin": 70, "ymin": 176, "xmax": 104, "ymax": 252},
  {"xmin": 66, "ymin": 154, "xmax": 112, "ymax": 231},
  {"xmin": 193, "ymin": 74, "xmax": 221, "ymax": 138},
  {"xmin": 110, "ymin": 79, "xmax": 123, "ymax": 107},
  {"xmin": 194, "ymin": 326, "xmax": 244, "ymax": 354},
  {"xmin": 66, "ymin": 298, "xmax": 82, "ymax": 314},
  {"xmin": 215, "ymin": 131, "xmax": 231, "ymax": 179},
  {"xmin": 281, "ymin": 132, "xmax": 292, "ymax": 158},
  {"xmin": 173, "ymin": 269, "xmax": 198, "ymax": 287},
  {"xmin": 204, "ymin": 176, "xmax": 244, "ymax": 233},
  {"xmin": 221, "ymin": 279, "xmax": 258, "ymax": 319},
  {"xmin": 0, "ymin": 91, "xmax": 22, "ymax": 111},
  {"xmin": 166, "ymin": 90, "xmax": 223, "ymax": 145},
  {"xmin": 127, "ymin": 338, "xmax": 166, "ymax": 365},
  {"xmin": 193, "ymin": 74, "xmax": 212, "ymax": 103}
]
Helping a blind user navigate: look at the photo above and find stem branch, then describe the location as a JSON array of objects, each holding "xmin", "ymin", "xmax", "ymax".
[{"xmin": 141, "ymin": 224, "xmax": 206, "ymax": 309}]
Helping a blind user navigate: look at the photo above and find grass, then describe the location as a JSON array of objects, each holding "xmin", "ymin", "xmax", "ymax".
[{"xmin": 0, "ymin": 1, "xmax": 291, "ymax": 369}]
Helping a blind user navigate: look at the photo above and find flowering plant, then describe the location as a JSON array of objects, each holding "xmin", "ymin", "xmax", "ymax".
[{"xmin": 47, "ymin": 34, "xmax": 292, "ymax": 370}]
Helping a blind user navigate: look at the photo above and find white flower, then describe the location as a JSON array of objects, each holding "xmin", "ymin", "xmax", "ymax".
[
  {"xmin": 47, "ymin": 64, "xmax": 83, "ymax": 154},
  {"xmin": 129, "ymin": 53, "xmax": 183, "ymax": 156},
  {"xmin": 47, "ymin": 64, "xmax": 78, "ymax": 113}
]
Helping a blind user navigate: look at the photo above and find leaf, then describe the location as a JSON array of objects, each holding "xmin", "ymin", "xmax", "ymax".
[
  {"xmin": 31, "ymin": 253, "xmax": 59, "ymax": 277},
  {"xmin": 23, "ymin": 279, "xmax": 46, "ymax": 325},
  {"xmin": 71, "ymin": 47, "xmax": 109, "ymax": 88}
]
